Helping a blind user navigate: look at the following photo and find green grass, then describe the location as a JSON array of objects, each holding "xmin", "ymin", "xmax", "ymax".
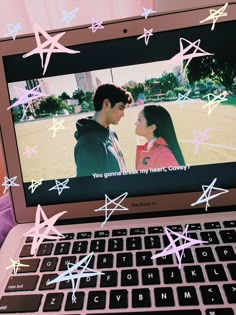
[{"xmin": 222, "ymin": 96, "xmax": 236, "ymax": 107}]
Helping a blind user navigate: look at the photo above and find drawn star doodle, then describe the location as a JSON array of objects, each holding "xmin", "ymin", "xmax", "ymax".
[
  {"xmin": 49, "ymin": 179, "xmax": 70, "ymax": 195},
  {"xmin": 1, "ymin": 176, "xmax": 20, "ymax": 194},
  {"xmin": 7, "ymin": 85, "xmax": 49, "ymax": 121},
  {"xmin": 200, "ymin": 3, "xmax": 228, "ymax": 31},
  {"xmin": 48, "ymin": 117, "xmax": 66, "ymax": 137},
  {"xmin": 168, "ymin": 38, "xmax": 213, "ymax": 75},
  {"xmin": 23, "ymin": 146, "xmax": 38, "ymax": 158},
  {"xmin": 191, "ymin": 178, "xmax": 229, "ymax": 211},
  {"xmin": 202, "ymin": 91, "xmax": 227, "ymax": 116},
  {"xmin": 137, "ymin": 28, "xmax": 153, "ymax": 46},
  {"xmin": 6, "ymin": 258, "xmax": 29, "ymax": 274},
  {"xmin": 61, "ymin": 7, "xmax": 79, "ymax": 24},
  {"xmin": 47, "ymin": 252, "xmax": 104, "ymax": 303},
  {"xmin": 23, "ymin": 204, "xmax": 66, "ymax": 255},
  {"xmin": 191, "ymin": 129, "xmax": 211, "ymax": 154},
  {"xmin": 28, "ymin": 178, "xmax": 44, "ymax": 194},
  {"xmin": 89, "ymin": 18, "xmax": 104, "ymax": 33},
  {"xmin": 94, "ymin": 192, "xmax": 128, "ymax": 227},
  {"xmin": 141, "ymin": 7, "xmax": 157, "ymax": 19},
  {"xmin": 4, "ymin": 22, "xmax": 22, "ymax": 40},
  {"xmin": 176, "ymin": 90, "xmax": 193, "ymax": 108},
  {"xmin": 152, "ymin": 225, "xmax": 207, "ymax": 269},
  {"xmin": 23, "ymin": 24, "xmax": 80, "ymax": 75}
]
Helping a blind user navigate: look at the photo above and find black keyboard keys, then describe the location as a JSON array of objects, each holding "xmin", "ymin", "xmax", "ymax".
[
  {"xmin": 200, "ymin": 231, "xmax": 219, "ymax": 244},
  {"xmin": 117, "ymin": 253, "xmax": 133, "ymax": 268},
  {"xmin": 215, "ymin": 246, "xmax": 236, "ymax": 261},
  {"xmin": 87, "ymin": 291, "xmax": 106, "ymax": 310},
  {"xmin": 142, "ymin": 268, "xmax": 160, "ymax": 285},
  {"xmin": 100, "ymin": 271, "xmax": 118, "ymax": 287},
  {"xmin": 90, "ymin": 239, "xmax": 106, "ymax": 252},
  {"xmin": 132, "ymin": 288, "xmax": 151, "ymax": 308},
  {"xmin": 109, "ymin": 289, "xmax": 128, "ymax": 309},
  {"xmin": 200, "ymin": 285, "xmax": 223, "ymax": 305},
  {"xmin": 144, "ymin": 235, "xmax": 161, "ymax": 249},
  {"xmin": 227, "ymin": 263, "xmax": 236, "ymax": 280},
  {"xmin": 220, "ymin": 229, "xmax": 236, "ymax": 243},
  {"xmin": 126, "ymin": 237, "xmax": 142, "ymax": 250},
  {"xmin": 121, "ymin": 269, "xmax": 138, "ymax": 286},
  {"xmin": 65, "ymin": 292, "xmax": 84, "ymax": 311},
  {"xmin": 0, "ymin": 295, "xmax": 42, "ymax": 313},
  {"xmin": 223, "ymin": 284, "xmax": 236, "ymax": 303},
  {"xmin": 40, "ymin": 257, "xmax": 58, "ymax": 272},
  {"xmin": 97, "ymin": 254, "xmax": 114, "ymax": 268},
  {"xmin": 196, "ymin": 247, "xmax": 215, "ymax": 262},
  {"xmin": 177, "ymin": 286, "xmax": 199, "ymax": 306},
  {"xmin": 43, "ymin": 293, "xmax": 63, "ymax": 312},
  {"xmin": 154, "ymin": 287, "xmax": 175, "ymax": 307},
  {"xmin": 184, "ymin": 265, "xmax": 204, "ymax": 282},
  {"xmin": 163, "ymin": 267, "xmax": 182, "ymax": 284},
  {"xmin": 108, "ymin": 238, "xmax": 123, "ymax": 252},
  {"xmin": 205, "ymin": 264, "xmax": 227, "ymax": 282},
  {"xmin": 136, "ymin": 251, "xmax": 153, "ymax": 266}
]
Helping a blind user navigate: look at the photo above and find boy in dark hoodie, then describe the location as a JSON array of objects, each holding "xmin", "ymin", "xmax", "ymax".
[{"xmin": 74, "ymin": 84, "xmax": 133, "ymax": 177}]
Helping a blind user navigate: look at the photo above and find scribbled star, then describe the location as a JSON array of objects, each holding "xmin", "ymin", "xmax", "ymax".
[
  {"xmin": 191, "ymin": 177, "xmax": 229, "ymax": 211},
  {"xmin": 28, "ymin": 178, "xmax": 44, "ymax": 194},
  {"xmin": 47, "ymin": 252, "xmax": 104, "ymax": 303},
  {"xmin": 202, "ymin": 91, "xmax": 227, "ymax": 116},
  {"xmin": 200, "ymin": 3, "xmax": 228, "ymax": 31},
  {"xmin": 49, "ymin": 179, "xmax": 70, "ymax": 195},
  {"xmin": 1, "ymin": 176, "xmax": 20, "ymax": 194},
  {"xmin": 169, "ymin": 38, "xmax": 213, "ymax": 74},
  {"xmin": 152, "ymin": 225, "xmax": 207, "ymax": 269},
  {"xmin": 141, "ymin": 7, "xmax": 157, "ymax": 19},
  {"xmin": 7, "ymin": 85, "xmax": 48, "ymax": 121},
  {"xmin": 6, "ymin": 258, "xmax": 29, "ymax": 274},
  {"xmin": 23, "ymin": 146, "xmax": 38, "ymax": 158},
  {"xmin": 4, "ymin": 22, "xmax": 22, "ymax": 40},
  {"xmin": 176, "ymin": 90, "xmax": 193, "ymax": 108},
  {"xmin": 61, "ymin": 7, "xmax": 79, "ymax": 24},
  {"xmin": 48, "ymin": 117, "xmax": 66, "ymax": 137},
  {"xmin": 137, "ymin": 28, "xmax": 153, "ymax": 46},
  {"xmin": 89, "ymin": 18, "xmax": 104, "ymax": 33},
  {"xmin": 191, "ymin": 128, "xmax": 211, "ymax": 154},
  {"xmin": 95, "ymin": 192, "xmax": 128, "ymax": 227},
  {"xmin": 23, "ymin": 204, "xmax": 66, "ymax": 255},
  {"xmin": 23, "ymin": 24, "xmax": 80, "ymax": 75}
]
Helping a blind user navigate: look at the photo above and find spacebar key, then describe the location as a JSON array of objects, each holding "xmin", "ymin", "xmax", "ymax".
[
  {"xmin": 0, "ymin": 294, "xmax": 42, "ymax": 313},
  {"xmin": 90, "ymin": 312, "xmax": 201, "ymax": 315}
]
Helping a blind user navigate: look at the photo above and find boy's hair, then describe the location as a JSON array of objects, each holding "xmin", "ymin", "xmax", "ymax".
[{"xmin": 93, "ymin": 84, "xmax": 133, "ymax": 111}]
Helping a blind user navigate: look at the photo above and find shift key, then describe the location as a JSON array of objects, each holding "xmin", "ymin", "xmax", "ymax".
[
  {"xmin": 5, "ymin": 275, "xmax": 39, "ymax": 292},
  {"xmin": 0, "ymin": 294, "xmax": 42, "ymax": 313}
]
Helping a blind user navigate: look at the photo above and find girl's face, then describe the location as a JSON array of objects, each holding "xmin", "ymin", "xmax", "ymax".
[{"xmin": 135, "ymin": 110, "xmax": 155, "ymax": 140}]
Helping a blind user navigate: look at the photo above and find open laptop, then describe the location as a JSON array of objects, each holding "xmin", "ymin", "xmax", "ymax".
[{"xmin": 0, "ymin": 2, "xmax": 235, "ymax": 314}]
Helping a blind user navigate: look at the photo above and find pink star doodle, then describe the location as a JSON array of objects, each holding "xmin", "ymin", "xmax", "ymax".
[
  {"xmin": 1, "ymin": 176, "xmax": 20, "ymax": 194},
  {"xmin": 141, "ymin": 7, "xmax": 157, "ymax": 19},
  {"xmin": 191, "ymin": 178, "xmax": 228, "ymax": 211},
  {"xmin": 202, "ymin": 91, "xmax": 227, "ymax": 116},
  {"xmin": 200, "ymin": 3, "xmax": 228, "ymax": 31},
  {"xmin": 137, "ymin": 28, "xmax": 153, "ymax": 46},
  {"xmin": 89, "ymin": 18, "xmax": 104, "ymax": 33},
  {"xmin": 191, "ymin": 128, "xmax": 211, "ymax": 154},
  {"xmin": 23, "ymin": 24, "xmax": 80, "ymax": 75},
  {"xmin": 152, "ymin": 225, "xmax": 207, "ymax": 269},
  {"xmin": 23, "ymin": 146, "xmax": 38, "ymax": 158},
  {"xmin": 168, "ymin": 38, "xmax": 213, "ymax": 74},
  {"xmin": 23, "ymin": 204, "xmax": 67, "ymax": 255}
]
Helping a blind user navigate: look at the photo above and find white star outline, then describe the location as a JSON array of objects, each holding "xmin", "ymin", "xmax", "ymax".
[
  {"xmin": 28, "ymin": 178, "xmax": 44, "ymax": 194},
  {"xmin": 152, "ymin": 225, "xmax": 207, "ymax": 269},
  {"xmin": 202, "ymin": 91, "xmax": 228, "ymax": 116},
  {"xmin": 95, "ymin": 192, "xmax": 129, "ymax": 227},
  {"xmin": 49, "ymin": 179, "xmax": 70, "ymax": 195},
  {"xmin": 141, "ymin": 7, "xmax": 157, "ymax": 19},
  {"xmin": 6, "ymin": 258, "xmax": 29, "ymax": 274},
  {"xmin": 176, "ymin": 90, "xmax": 193, "ymax": 108},
  {"xmin": 1, "ymin": 176, "xmax": 20, "ymax": 194},
  {"xmin": 23, "ymin": 24, "xmax": 80, "ymax": 75},
  {"xmin": 200, "ymin": 3, "xmax": 228, "ymax": 31},
  {"xmin": 4, "ymin": 22, "xmax": 22, "ymax": 40},
  {"xmin": 23, "ymin": 204, "xmax": 66, "ymax": 255},
  {"xmin": 89, "ymin": 18, "xmax": 104, "ymax": 33},
  {"xmin": 48, "ymin": 117, "xmax": 66, "ymax": 137},
  {"xmin": 137, "ymin": 28, "xmax": 153, "ymax": 46},
  {"xmin": 191, "ymin": 178, "xmax": 229, "ymax": 211},
  {"xmin": 61, "ymin": 8, "xmax": 79, "ymax": 25},
  {"xmin": 47, "ymin": 252, "xmax": 104, "ymax": 303}
]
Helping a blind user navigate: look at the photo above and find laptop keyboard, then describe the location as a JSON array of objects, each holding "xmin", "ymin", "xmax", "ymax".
[{"xmin": 0, "ymin": 220, "xmax": 236, "ymax": 314}]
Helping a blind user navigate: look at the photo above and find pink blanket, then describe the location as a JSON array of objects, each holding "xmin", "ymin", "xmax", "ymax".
[{"xmin": 0, "ymin": 194, "xmax": 15, "ymax": 247}]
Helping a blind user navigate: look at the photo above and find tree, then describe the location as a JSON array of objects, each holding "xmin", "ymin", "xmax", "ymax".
[
  {"xmin": 39, "ymin": 96, "xmax": 66, "ymax": 114},
  {"xmin": 73, "ymin": 90, "xmax": 85, "ymax": 104},
  {"xmin": 159, "ymin": 72, "xmax": 178, "ymax": 94},
  {"xmin": 59, "ymin": 92, "xmax": 70, "ymax": 100}
]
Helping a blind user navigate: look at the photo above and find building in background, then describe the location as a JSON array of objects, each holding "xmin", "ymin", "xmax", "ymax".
[{"xmin": 74, "ymin": 72, "xmax": 94, "ymax": 93}]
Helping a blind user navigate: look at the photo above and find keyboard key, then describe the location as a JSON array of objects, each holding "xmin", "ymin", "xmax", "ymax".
[
  {"xmin": 200, "ymin": 285, "xmax": 223, "ymax": 305},
  {"xmin": 54, "ymin": 242, "xmax": 71, "ymax": 255},
  {"xmin": 142, "ymin": 268, "xmax": 160, "ymax": 285},
  {"xmin": 187, "ymin": 223, "xmax": 202, "ymax": 230},
  {"xmin": 206, "ymin": 308, "xmax": 235, "ymax": 315},
  {"xmin": 148, "ymin": 226, "xmax": 163, "ymax": 234},
  {"xmin": 19, "ymin": 244, "xmax": 33, "ymax": 257},
  {"xmin": 112, "ymin": 229, "xmax": 127, "ymax": 236},
  {"xmin": 177, "ymin": 286, "xmax": 199, "ymax": 305},
  {"xmin": 108, "ymin": 238, "xmax": 123, "ymax": 251},
  {"xmin": 220, "ymin": 229, "xmax": 236, "ymax": 243},
  {"xmin": 223, "ymin": 220, "xmax": 236, "ymax": 228},
  {"xmin": 61, "ymin": 233, "xmax": 74, "ymax": 240},
  {"xmin": 37, "ymin": 243, "xmax": 53, "ymax": 256},
  {"xmin": 109, "ymin": 289, "xmax": 128, "ymax": 309},
  {"xmin": 163, "ymin": 234, "xmax": 180, "ymax": 247},
  {"xmin": 72, "ymin": 241, "xmax": 88, "ymax": 254},
  {"xmin": 87, "ymin": 291, "xmax": 106, "ymax": 310},
  {"xmin": 59, "ymin": 256, "xmax": 77, "ymax": 271},
  {"xmin": 223, "ymin": 284, "xmax": 236, "ymax": 303},
  {"xmin": 43, "ymin": 292, "xmax": 63, "ymax": 312},
  {"xmin": 184, "ymin": 265, "xmax": 204, "ymax": 282},
  {"xmin": 132, "ymin": 289, "xmax": 151, "ymax": 308},
  {"xmin": 100, "ymin": 271, "xmax": 118, "ymax": 287},
  {"xmin": 0, "ymin": 295, "xmax": 42, "ymax": 313},
  {"xmin": 90, "ymin": 312, "xmax": 202, "ymax": 315},
  {"xmin": 79, "ymin": 254, "xmax": 95, "ymax": 269},
  {"xmin": 90, "ymin": 239, "xmax": 106, "ymax": 252},
  {"xmin": 155, "ymin": 251, "xmax": 173, "ymax": 265},
  {"xmin": 97, "ymin": 254, "xmax": 114, "ymax": 268},
  {"xmin": 5, "ymin": 275, "xmax": 39, "ymax": 292},
  {"xmin": 154, "ymin": 287, "xmax": 175, "ymax": 307},
  {"xmin": 227, "ymin": 263, "xmax": 236, "ymax": 280},
  {"xmin": 121, "ymin": 269, "xmax": 138, "ymax": 286},
  {"xmin": 59, "ymin": 274, "xmax": 77, "ymax": 289},
  {"xmin": 130, "ymin": 227, "xmax": 145, "ymax": 235},
  {"xmin": 215, "ymin": 246, "xmax": 236, "ymax": 261},
  {"xmin": 181, "ymin": 248, "xmax": 194, "ymax": 264},
  {"xmin": 144, "ymin": 235, "xmax": 161, "ymax": 249},
  {"xmin": 163, "ymin": 267, "xmax": 182, "ymax": 284},
  {"xmin": 126, "ymin": 237, "xmax": 142, "ymax": 250},
  {"xmin": 39, "ymin": 273, "xmax": 58, "ymax": 290},
  {"xmin": 204, "ymin": 222, "xmax": 221, "ymax": 229},
  {"xmin": 200, "ymin": 231, "xmax": 219, "ymax": 244},
  {"xmin": 195, "ymin": 247, "xmax": 215, "ymax": 262},
  {"xmin": 77, "ymin": 231, "xmax": 91, "ymax": 239},
  {"xmin": 117, "ymin": 253, "xmax": 133, "ymax": 268},
  {"xmin": 40, "ymin": 257, "xmax": 58, "ymax": 272},
  {"xmin": 205, "ymin": 264, "xmax": 227, "ymax": 282},
  {"xmin": 167, "ymin": 225, "xmax": 183, "ymax": 232},
  {"xmin": 80, "ymin": 275, "xmax": 97, "ymax": 288},
  {"xmin": 15, "ymin": 258, "xmax": 40, "ymax": 273},
  {"xmin": 65, "ymin": 292, "xmax": 84, "ymax": 311},
  {"xmin": 95, "ymin": 230, "xmax": 109, "ymax": 238},
  {"xmin": 136, "ymin": 251, "xmax": 153, "ymax": 266}
]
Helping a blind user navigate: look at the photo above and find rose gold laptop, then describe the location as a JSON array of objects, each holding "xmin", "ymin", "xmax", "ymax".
[{"xmin": 0, "ymin": 2, "xmax": 235, "ymax": 314}]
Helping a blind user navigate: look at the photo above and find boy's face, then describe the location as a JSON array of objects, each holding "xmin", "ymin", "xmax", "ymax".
[{"xmin": 106, "ymin": 101, "xmax": 126, "ymax": 125}]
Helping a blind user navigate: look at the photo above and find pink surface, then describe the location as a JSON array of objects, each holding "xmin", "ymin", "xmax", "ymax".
[{"xmin": 0, "ymin": 194, "xmax": 15, "ymax": 247}]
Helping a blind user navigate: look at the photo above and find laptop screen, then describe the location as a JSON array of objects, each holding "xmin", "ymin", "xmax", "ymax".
[{"xmin": 1, "ymin": 7, "xmax": 236, "ymax": 223}]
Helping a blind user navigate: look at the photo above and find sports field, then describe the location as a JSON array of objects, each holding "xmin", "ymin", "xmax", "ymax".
[{"xmin": 15, "ymin": 99, "xmax": 236, "ymax": 182}]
